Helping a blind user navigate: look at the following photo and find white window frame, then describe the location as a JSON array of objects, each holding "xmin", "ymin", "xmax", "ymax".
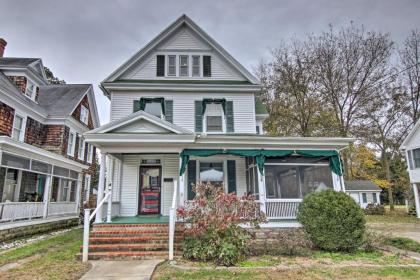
[
  {"xmin": 167, "ymin": 55, "xmax": 177, "ymax": 76},
  {"xmin": 192, "ymin": 55, "xmax": 201, "ymax": 77},
  {"xmin": 77, "ymin": 136, "xmax": 85, "ymax": 160},
  {"xmin": 12, "ymin": 112, "xmax": 26, "ymax": 142},
  {"xmin": 67, "ymin": 130, "xmax": 76, "ymax": 156},
  {"xmin": 196, "ymin": 159, "xmax": 227, "ymax": 192},
  {"xmin": 179, "ymin": 55, "xmax": 189, "ymax": 77},
  {"xmin": 84, "ymin": 174, "xmax": 91, "ymax": 203},
  {"xmin": 80, "ymin": 105, "xmax": 89, "ymax": 125},
  {"xmin": 87, "ymin": 144, "xmax": 93, "ymax": 164},
  {"xmin": 25, "ymin": 79, "xmax": 37, "ymax": 100},
  {"xmin": 204, "ymin": 103, "xmax": 226, "ymax": 134}
]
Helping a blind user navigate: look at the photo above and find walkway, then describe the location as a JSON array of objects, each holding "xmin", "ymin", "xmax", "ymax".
[
  {"xmin": 80, "ymin": 260, "xmax": 163, "ymax": 280},
  {"xmin": 369, "ymin": 222, "xmax": 420, "ymax": 242}
]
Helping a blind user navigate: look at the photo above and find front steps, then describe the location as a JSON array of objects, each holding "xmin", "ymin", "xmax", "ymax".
[{"xmin": 79, "ymin": 223, "xmax": 184, "ymax": 260}]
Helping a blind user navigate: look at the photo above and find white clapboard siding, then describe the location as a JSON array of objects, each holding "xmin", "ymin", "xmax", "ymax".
[
  {"xmin": 110, "ymin": 92, "xmax": 256, "ymax": 133},
  {"xmin": 119, "ymin": 155, "xmax": 140, "ymax": 216},
  {"xmin": 159, "ymin": 28, "xmax": 209, "ymax": 50},
  {"xmin": 121, "ymin": 25, "xmax": 246, "ymax": 81}
]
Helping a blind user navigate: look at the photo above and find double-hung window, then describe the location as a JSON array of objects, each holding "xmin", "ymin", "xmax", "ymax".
[
  {"xmin": 168, "ymin": 55, "xmax": 176, "ymax": 76},
  {"xmin": 80, "ymin": 106, "xmax": 89, "ymax": 125},
  {"xmin": 87, "ymin": 144, "xmax": 93, "ymax": 163},
  {"xmin": 205, "ymin": 103, "xmax": 224, "ymax": 133},
  {"xmin": 78, "ymin": 136, "xmax": 85, "ymax": 160},
  {"xmin": 67, "ymin": 131, "xmax": 76, "ymax": 156},
  {"xmin": 199, "ymin": 161, "xmax": 224, "ymax": 188},
  {"xmin": 12, "ymin": 114, "xmax": 25, "ymax": 141},
  {"xmin": 192, "ymin": 55, "xmax": 200, "ymax": 77},
  {"xmin": 179, "ymin": 55, "xmax": 189, "ymax": 76},
  {"xmin": 362, "ymin": 193, "xmax": 367, "ymax": 204},
  {"xmin": 144, "ymin": 101, "xmax": 162, "ymax": 118},
  {"xmin": 413, "ymin": 148, "xmax": 420, "ymax": 168}
]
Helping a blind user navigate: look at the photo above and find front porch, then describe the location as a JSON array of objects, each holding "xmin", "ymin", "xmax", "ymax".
[{"xmin": 96, "ymin": 148, "xmax": 346, "ymax": 224}]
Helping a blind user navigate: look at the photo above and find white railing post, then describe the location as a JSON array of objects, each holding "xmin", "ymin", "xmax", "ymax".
[
  {"xmin": 95, "ymin": 152, "xmax": 107, "ymax": 223},
  {"xmin": 75, "ymin": 174, "xmax": 82, "ymax": 214},
  {"xmin": 82, "ymin": 208, "xmax": 91, "ymax": 262},
  {"xmin": 107, "ymin": 183, "xmax": 112, "ymax": 223},
  {"xmin": 42, "ymin": 175, "xmax": 52, "ymax": 218},
  {"xmin": 178, "ymin": 157, "xmax": 185, "ymax": 206},
  {"xmin": 169, "ymin": 179, "xmax": 178, "ymax": 261}
]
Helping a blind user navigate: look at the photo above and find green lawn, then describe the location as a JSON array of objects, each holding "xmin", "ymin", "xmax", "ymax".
[
  {"xmin": 0, "ymin": 228, "xmax": 90, "ymax": 280},
  {"xmin": 385, "ymin": 237, "xmax": 420, "ymax": 253},
  {"xmin": 153, "ymin": 262, "xmax": 420, "ymax": 280}
]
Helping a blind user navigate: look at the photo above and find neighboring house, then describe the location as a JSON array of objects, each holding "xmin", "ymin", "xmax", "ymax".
[
  {"xmin": 82, "ymin": 15, "xmax": 353, "ymax": 259},
  {"xmin": 400, "ymin": 119, "xmax": 420, "ymax": 218},
  {"xmin": 0, "ymin": 38, "xmax": 100, "ymax": 227},
  {"xmin": 345, "ymin": 180, "xmax": 381, "ymax": 208}
]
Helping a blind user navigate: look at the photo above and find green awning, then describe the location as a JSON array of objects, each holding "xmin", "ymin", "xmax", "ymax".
[
  {"xmin": 179, "ymin": 149, "xmax": 343, "ymax": 176},
  {"xmin": 202, "ymin": 98, "xmax": 226, "ymax": 115},
  {"xmin": 139, "ymin": 97, "xmax": 166, "ymax": 116}
]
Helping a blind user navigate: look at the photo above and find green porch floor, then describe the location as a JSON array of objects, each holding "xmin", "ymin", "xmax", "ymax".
[{"xmin": 99, "ymin": 215, "xmax": 169, "ymax": 224}]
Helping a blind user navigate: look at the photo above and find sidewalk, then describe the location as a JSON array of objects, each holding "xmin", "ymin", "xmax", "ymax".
[{"xmin": 80, "ymin": 260, "xmax": 163, "ymax": 280}]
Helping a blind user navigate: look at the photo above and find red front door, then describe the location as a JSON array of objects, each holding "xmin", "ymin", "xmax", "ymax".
[{"xmin": 138, "ymin": 166, "xmax": 161, "ymax": 215}]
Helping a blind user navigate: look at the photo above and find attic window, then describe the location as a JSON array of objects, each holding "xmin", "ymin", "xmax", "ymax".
[
  {"xmin": 203, "ymin": 56, "xmax": 211, "ymax": 77},
  {"xmin": 179, "ymin": 55, "xmax": 189, "ymax": 76},
  {"xmin": 25, "ymin": 80, "xmax": 37, "ymax": 100},
  {"xmin": 80, "ymin": 106, "xmax": 89, "ymax": 125}
]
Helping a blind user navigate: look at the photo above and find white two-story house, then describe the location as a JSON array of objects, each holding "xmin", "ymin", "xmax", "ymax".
[{"xmin": 85, "ymin": 15, "xmax": 353, "ymax": 227}]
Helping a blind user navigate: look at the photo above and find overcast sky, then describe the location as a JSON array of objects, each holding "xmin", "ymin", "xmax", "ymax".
[{"xmin": 1, "ymin": 0, "xmax": 419, "ymax": 125}]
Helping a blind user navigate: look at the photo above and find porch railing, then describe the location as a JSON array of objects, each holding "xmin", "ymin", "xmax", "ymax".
[
  {"xmin": 82, "ymin": 188, "xmax": 112, "ymax": 262},
  {"xmin": 47, "ymin": 202, "xmax": 78, "ymax": 216},
  {"xmin": 168, "ymin": 179, "xmax": 178, "ymax": 261},
  {"xmin": 265, "ymin": 199, "xmax": 301, "ymax": 219},
  {"xmin": 0, "ymin": 202, "xmax": 44, "ymax": 222}
]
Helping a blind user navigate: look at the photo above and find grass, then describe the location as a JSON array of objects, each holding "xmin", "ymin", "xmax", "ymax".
[
  {"xmin": 153, "ymin": 262, "xmax": 420, "ymax": 279},
  {"xmin": 385, "ymin": 237, "xmax": 420, "ymax": 253},
  {"xmin": 0, "ymin": 228, "xmax": 90, "ymax": 280},
  {"xmin": 366, "ymin": 205, "xmax": 420, "ymax": 224}
]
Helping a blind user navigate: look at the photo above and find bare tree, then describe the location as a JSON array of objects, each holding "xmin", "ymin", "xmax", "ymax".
[
  {"xmin": 400, "ymin": 30, "xmax": 420, "ymax": 124},
  {"xmin": 258, "ymin": 41, "xmax": 338, "ymax": 137},
  {"xmin": 358, "ymin": 79, "xmax": 411, "ymax": 210}
]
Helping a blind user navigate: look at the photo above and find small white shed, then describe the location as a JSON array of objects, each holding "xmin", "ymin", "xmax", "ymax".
[{"xmin": 345, "ymin": 180, "xmax": 382, "ymax": 208}]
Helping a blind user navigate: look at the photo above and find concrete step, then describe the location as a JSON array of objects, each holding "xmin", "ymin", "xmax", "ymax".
[
  {"xmin": 90, "ymin": 236, "xmax": 183, "ymax": 244},
  {"xmin": 76, "ymin": 251, "xmax": 182, "ymax": 261},
  {"xmin": 80, "ymin": 243, "xmax": 182, "ymax": 253}
]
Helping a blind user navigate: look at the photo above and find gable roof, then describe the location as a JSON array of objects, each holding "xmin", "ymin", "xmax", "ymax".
[
  {"xmin": 0, "ymin": 57, "xmax": 47, "ymax": 82},
  {"xmin": 38, "ymin": 84, "xmax": 100, "ymax": 127},
  {"xmin": 86, "ymin": 110, "xmax": 192, "ymax": 135},
  {"xmin": 345, "ymin": 180, "xmax": 381, "ymax": 191},
  {"xmin": 102, "ymin": 14, "xmax": 259, "ymax": 85}
]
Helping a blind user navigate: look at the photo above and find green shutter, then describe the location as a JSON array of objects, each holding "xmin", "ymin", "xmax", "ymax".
[
  {"xmin": 133, "ymin": 100, "xmax": 141, "ymax": 113},
  {"xmin": 195, "ymin": 101, "xmax": 203, "ymax": 133},
  {"xmin": 227, "ymin": 160, "xmax": 237, "ymax": 194},
  {"xmin": 226, "ymin": 101, "xmax": 234, "ymax": 132},
  {"xmin": 203, "ymin": 56, "xmax": 211, "ymax": 77},
  {"xmin": 187, "ymin": 160, "xmax": 196, "ymax": 200},
  {"xmin": 165, "ymin": 100, "xmax": 173, "ymax": 123},
  {"xmin": 156, "ymin": 55, "xmax": 165, "ymax": 77}
]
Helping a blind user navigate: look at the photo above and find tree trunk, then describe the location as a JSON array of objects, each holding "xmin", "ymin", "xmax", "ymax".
[{"xmin": 383, "ymin": 150, "xmax": 394, "ymax": 211}]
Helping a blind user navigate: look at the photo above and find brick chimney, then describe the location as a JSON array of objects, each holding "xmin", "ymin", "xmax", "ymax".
[{"xmin": 0, "ymin": 38, "xmax": 7, "ymax": 57}]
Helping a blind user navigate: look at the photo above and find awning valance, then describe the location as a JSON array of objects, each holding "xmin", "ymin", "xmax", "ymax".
[
  {"xmin": 139, "ymin": 97, "xmax": 166, "ymax": 116},
  {"xmin": 179, "ymin": 149, "xmax": 343, "ymax": 176},
  {"xmin": 202, "ymin": 98, "xmax": 226, "ymax": 115}
]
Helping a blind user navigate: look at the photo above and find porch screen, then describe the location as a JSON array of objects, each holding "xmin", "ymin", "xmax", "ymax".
[{"xmin": 179, "ymin": 149, "xmax": 343, "ymax": 176}]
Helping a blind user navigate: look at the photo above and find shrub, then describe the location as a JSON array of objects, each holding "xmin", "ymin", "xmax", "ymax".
[
  {"xmin": 249, "ymin": 228, "xmax": 313, "ymax": 256},
  {"xmin": 297, "ymin": 189, "xmax": 365, "ymax": 252},
  {"xmin": 177, "ymin": 182, "xmax": 266, "ymax": 266},
  {"xmin": 362, "ymin": 230, "xmax": 385, "ymax": 252},
  {"xmin": 364, "ymin": 203, "xmax": 385, "ymax": 215}
]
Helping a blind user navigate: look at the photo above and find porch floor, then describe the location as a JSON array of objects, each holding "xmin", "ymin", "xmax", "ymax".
[{"xmin": 102, "ymin": 215, "xmax": 169, "ymax": 224}]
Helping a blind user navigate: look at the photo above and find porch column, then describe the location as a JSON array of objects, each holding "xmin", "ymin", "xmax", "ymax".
[
  {"xmin": 106, "ymin": 158, "xmax": 114, "ymax": 223},
  {"xmin": 178, "ymin": 156, "xmax": 185, "ymax": 206},
  {"xmin": 413, "ymin": 183, "xmax": 420, "ymax": 219},
  {"xmin": 257, "ymin": 167, "xmax": 266, "ymax": 214},
  {"xmin": 42, "ymin": 175, "xmax": 52, "ymax": 218},
  {"xmin": 95, "ymin": 151, "xmax": 107, "ymax": 223},
  {"xmin": 75, "ymin": 173, "xmax": 82, "ymax": 214}
]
